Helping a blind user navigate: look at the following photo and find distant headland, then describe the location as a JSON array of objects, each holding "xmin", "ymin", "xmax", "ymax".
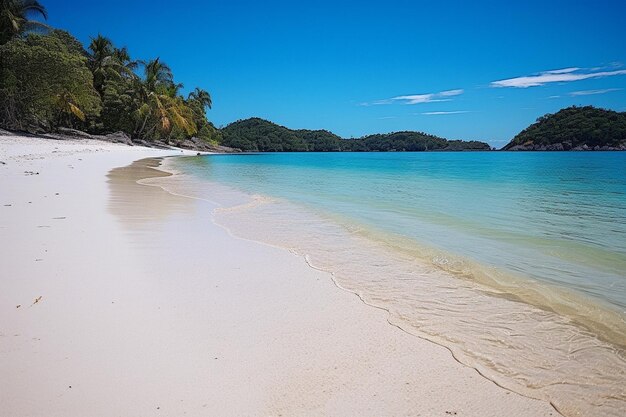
[
  {"xmin": 503, "ymin": 106, "xmax": 626, "ymax": 151},
  {"xmin": 221, "ymin": 106, "xmax": 626, "ymax": 152}
]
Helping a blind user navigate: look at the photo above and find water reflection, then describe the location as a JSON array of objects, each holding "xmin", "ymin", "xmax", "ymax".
[{"xmin": 107, "ymin": 157, "xmax": 195, "ymax": 231}]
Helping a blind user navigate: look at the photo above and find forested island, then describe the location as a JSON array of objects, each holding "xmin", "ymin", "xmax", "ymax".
[
  {"xmin": 220, "ymin": 118, "xmax": 491, "ymax": 152},
  {"xmin": 504, "ymin": 106, "xmax": 626, "ymax": 151}
]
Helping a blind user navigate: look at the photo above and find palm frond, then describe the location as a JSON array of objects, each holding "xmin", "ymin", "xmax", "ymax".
[
  {"xmin": 54, "ymin": 90, "xmax": 85, "ymax": 122},
  {"xmin": 68, "ymin": 102, "xmax": 85, "ymax": 121},
  {"xmin": 0, "ymin": 0, "xmax": 47, "ymax": 42},
  {"xmin": 21, "ymin": 20, "xmax": 50, "ymax": 33},
  {"xmin": 21, "ymin": 0, "xmax": 48, "ymax": 20}
]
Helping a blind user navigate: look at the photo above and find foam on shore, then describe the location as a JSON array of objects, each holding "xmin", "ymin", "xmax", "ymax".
[{"xmin": 147, "ymin": 155, "xmax": 626, "ymax": 417}]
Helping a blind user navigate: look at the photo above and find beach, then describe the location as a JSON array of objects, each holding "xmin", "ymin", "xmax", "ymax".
[
  {"xmin": 0, "ymin": 135, "xmax": 562, "ymax": 416},
  {"xmin": 158, "ymin": 151, "xmax": 626, "ymax": 417},
  {"xmin": 3, "ymin": 0, "xmax": 625, "ymax": 414}
]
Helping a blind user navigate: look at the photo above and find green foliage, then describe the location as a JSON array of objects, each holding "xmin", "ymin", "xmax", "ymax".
[
  {"xmin": 0, "ymin": 17, "xmax": 215, "ymax": 142},
  {"xmin": 131, "ymin": 58, "xmax": 198, "ymax": 140},
  {"xmin": 221, "ymin": 118, "xmax": 308, "ymax": 151},
  {"xmin": 196, "ymin": 121, "xmax": 222, "ymax": 143},
  {"xmin": 444, "ymin": 140, "xmax": 492, "ymax": 151},
  {"xmin": 98, "ymin": 76, "xmax": 137, "ymax": 133},
  {"xmin": 0, "ymin": 0, "xmax": 49, "ymax": 45},
  {"xmin": 88, "ymin": 34, "xmax": 122, "ymax": 96},
  {"xmin": 49, "ymin": 29, "xmax": 84, "ymax": 54},
  {"xmin": 0, "ymin": 32, "xmax": 100, "ymax": 131},
  {"xmin": 188, "ymin": 87, "xmax": 212, "ymax": 111},
  {"xmin": 221, "ymin": 118, "xmax": 491, "ymax": 152},
  {"xmin": 346, "ymin": 132, "xmax": 490, "ymax": 152},
  {"xmin": 296, "ymin": 129, "xmax": 343, "ymax": 151},
  {"xmin": 504, "ymin": 106, "xmax": 626, "ymax": 150},
  {"xmin": 0, "ymin": 1, "xmax": 216, "ymax": 140},
  {"xmin": 187, "ymin": 88, "xmax": 219, "ymax": 142}
]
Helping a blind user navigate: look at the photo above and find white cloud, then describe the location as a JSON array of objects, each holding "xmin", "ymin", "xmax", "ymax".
[
  {"xmin": 362, "ymin": 89, "xmax": 463, "ymax": 106},
  {"xmin": 421, "ymin": 110, "xmax": 470, "ymax": 115},
  {"xmin": 438, "ymin": 89, "xmax": 464, "ymax": 97},
  {"xmin": 569, "ymin": 88, "xmax": 621, "ymax": 96},
  {"xmin": 543, "ymin": 67, "xmax": 580, "ymax": 74},
  {"xmin": 491, "ymin": 67, "xmax": 626, "ymax": 88}
]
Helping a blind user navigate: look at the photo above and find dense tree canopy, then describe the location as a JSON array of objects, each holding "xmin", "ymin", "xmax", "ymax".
[
  {"xmin": 221, "ymin": 118, "xmax": 491, "ymax": 152},
  {"xmin": 220, "ymin": 118, "xmax": 307, "ymax": 151},
  {"xmin": 346, "ymin": 132, "xmax": 490, "ymax": 152},
  {"xmin": 0, "ymin": 4, "xmax": 217, "ymax": 144},
  {"xmin": 0, "ymin": 31, "xmax": 101, "ymax": 131},
  {"xmin": 504, "ymin": 106, "xmax": 626, "ymax": 150}
]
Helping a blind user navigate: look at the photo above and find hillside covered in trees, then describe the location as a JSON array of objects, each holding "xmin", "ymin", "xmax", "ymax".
[
  {"xmin": 504, "ymin": 106, "xmax": 626, "ymax": 151},
  {"xmin": 221, "ymin": 118, "xmax": 492, "ymax": 152}
]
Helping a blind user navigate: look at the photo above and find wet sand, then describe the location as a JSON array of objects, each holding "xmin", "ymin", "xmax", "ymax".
[{"xmin": 0, "ymin": 134, "xmax": 558, "ymax": 416}]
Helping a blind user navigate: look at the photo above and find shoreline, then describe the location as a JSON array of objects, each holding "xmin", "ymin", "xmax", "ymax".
[
  {"xmin": 146, "ymin": 156, "xmax": 571, "ymax": 411},
  {"xmin": 122, "ymin": 156, "xmax": 569, "ymax": 416},
  {"xmin": 151, "ymin": 154, "xmax": 626, "ymax": 417},
  {"xmin": 157, "ymin": 154, "xmax": 626, "ymax": 350},
  {"xmin": 0, "ymin": 134, "xmax": 562, "ymax": 416}
]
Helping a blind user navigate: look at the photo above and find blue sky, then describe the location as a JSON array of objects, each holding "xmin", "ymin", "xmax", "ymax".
[{"xmin": 43, "ymin": 0, "xmax": 626, "ymax": 147}]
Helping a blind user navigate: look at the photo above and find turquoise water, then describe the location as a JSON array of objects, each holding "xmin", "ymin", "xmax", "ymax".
[
  {"xmin": 179, "ymin": 152, "xmax": 626, "ymax": 312},
  {"xmin": 161, "ymin": 151, "xmax": 626, "ymax": 416}
]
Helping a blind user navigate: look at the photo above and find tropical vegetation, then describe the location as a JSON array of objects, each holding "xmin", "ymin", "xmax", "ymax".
[{"xmin": 0, "ymin": 0, "xmax": 219, "ymax": 144}]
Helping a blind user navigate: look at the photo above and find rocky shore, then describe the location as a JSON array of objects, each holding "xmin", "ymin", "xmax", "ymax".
[
  {"xmin": 0, "ymin": 127, "xmax": 240, "ymax": 153},
  {"xmin": 506, "ymin": 141, "xmax": 626, "ymax": 151}
]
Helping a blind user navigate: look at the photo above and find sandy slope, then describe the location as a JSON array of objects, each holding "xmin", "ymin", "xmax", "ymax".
[{"xmin": 0, "ymin": 134, "xmax": 558, "ymax": 416}]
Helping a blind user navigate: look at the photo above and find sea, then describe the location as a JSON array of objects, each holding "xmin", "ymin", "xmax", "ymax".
[{"xmin": 157, "ymin": 151, "xmax": 626, "ymax": 417}]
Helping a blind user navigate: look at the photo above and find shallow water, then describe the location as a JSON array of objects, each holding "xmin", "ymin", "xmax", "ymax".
[{"xmin": 154, "ymin": 151, "xmax": 626, "ymax": 417}]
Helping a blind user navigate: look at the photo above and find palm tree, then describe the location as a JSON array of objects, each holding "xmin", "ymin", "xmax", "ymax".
[
  {"xmin": 187, "ymin": 87, "xmax": 212, "ymax": 129},
  {"xmin": 188, "ymin": 87, "xmax": 212, "ymax": 110},
  {"xmin": 141, "ymin": 57, "xmax": 174, "ymax": 91},
  {"xmin": 88, "ymin": 34, "xmax": 120, "ymax": 95},
  {"xmin": 165, "ymin": 82, "xmax": 184, "ymax": 99},
  {"xmin": 88, "ymin": 36, "xmax": 138, "ymax": 96},
  {"xmin": 113, "ymin": 46, "xmax": 138, "ymax": 75},
  {"xmin": 134, "ymin": 58, "xmax": 196, "ymax": 139},
  {"xmin": 0, "ymin": 0, "xmax": 49, "ymax": 44}
]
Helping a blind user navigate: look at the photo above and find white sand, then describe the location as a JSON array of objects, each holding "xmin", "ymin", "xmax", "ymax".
[{"xmin": 0, "ymin": 134, "xmax": 559, "ymax": 416}]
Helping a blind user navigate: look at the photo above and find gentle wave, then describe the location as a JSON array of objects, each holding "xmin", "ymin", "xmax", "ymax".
[{"xmin": 145, "ymin": 155, "xmax": 626, "ymax": 417}]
